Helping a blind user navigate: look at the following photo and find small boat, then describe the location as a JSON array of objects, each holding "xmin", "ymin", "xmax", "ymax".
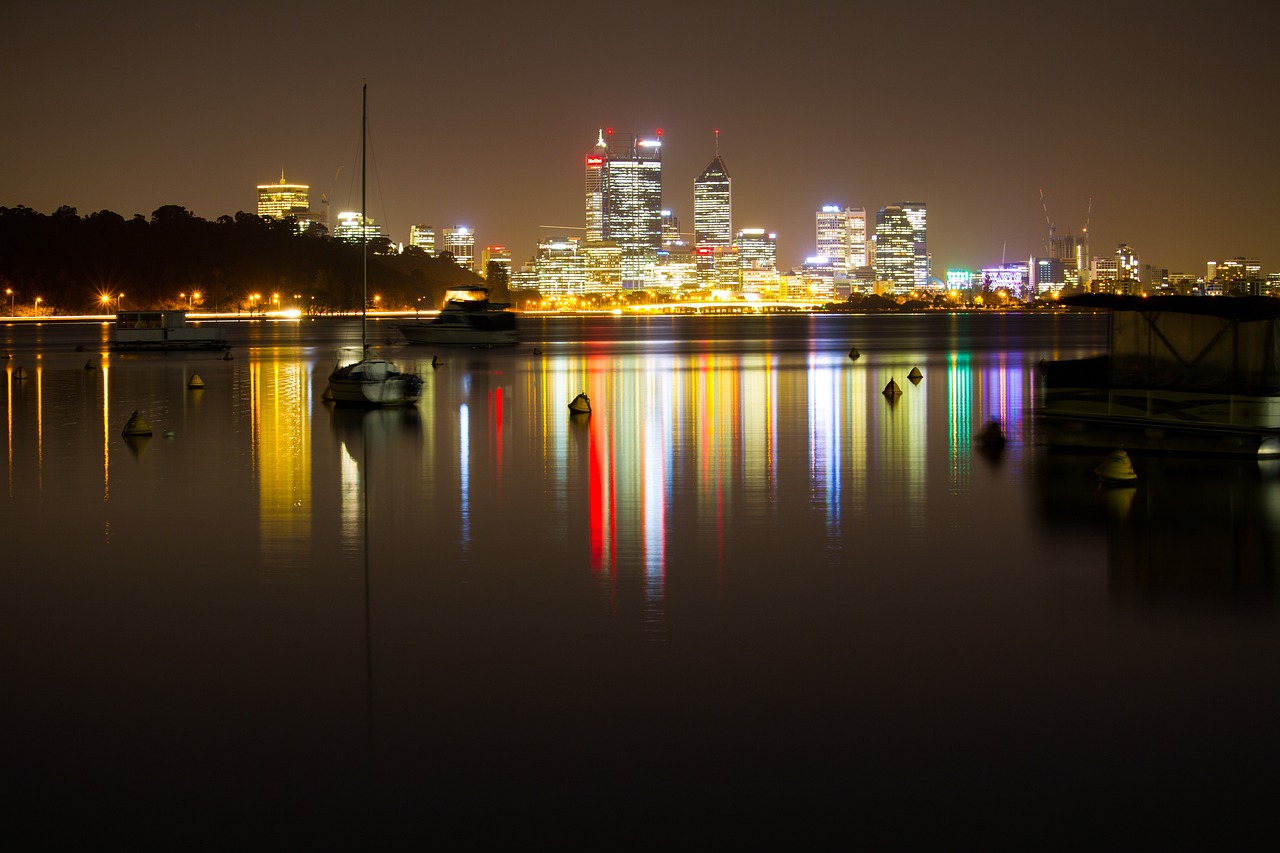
[
  {"xmin": 400, "ymin": 287, "xmax": 519, "ymax": 347},
  {"xmin": 328, "ymin": 83, "xmax": 423, "ymax": 409},
  {"xmin": 1039, "ymin": 294, "xmax": 1280, "ymax": 456},
  {"xmin": 110, "ymin": 310, "xmax": 228, "ymax": 352},
  {"xmin": 329, "ymin": 346, "xmax": 423, "ymax": 407}
]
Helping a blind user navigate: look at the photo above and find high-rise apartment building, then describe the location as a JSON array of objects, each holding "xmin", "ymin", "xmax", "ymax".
[
  {"xmin": 257, "ymin": 172, "xmax": 310, "ymax": 220},
  {"xmin": 874, "ymin": 206, "xmax": 915, "ymax": 293},
  {"xmin": 585, "ymin": 129, "xmax": 663, "ymax": 287},
  {"xmin": 442, "ymin": 227, "xmax": 475, "ymax": 271},
  {"xmin": 409, "ymin": 224, "xmax": 436, "ymax": 254},
  {"xmin": 334, "ymin": 211, "xmax": 383, "ymax": 245},
  {"xmin": 900, "ymin": 201, "xmax": 929, "ymax": 290}
]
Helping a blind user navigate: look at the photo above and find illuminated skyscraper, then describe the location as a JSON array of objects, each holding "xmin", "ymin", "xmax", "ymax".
[
  {"xmin": 736, "ymin": 229, "xmax": 777, "ymax": 272},
  {"xmin": 443, "ymin": 227, "xmax": 475, "ymax": 271},
  {"xmin": 257, "ymin": 171, "xmax": 310, "ymax": 220},
  {"xmin": 585, "ymin": 131, "xmax": 608, "ymax": 243},
  {"xmin": 334, "ymin": 211, "xmax": 383, "ymax": 244},
  {"xmin": 535, "ymin": 236, "xmax": 586, "ymax": 297},
  {"xmin": 846, "ymin": 207, "xmax": 868, "ymax": 269},
  {"xmin": 694, "ymin": 136, "xmax": 731, "ymax": 250},
  {"xmin": 586, "ymin": 129, "xmax": 663, "ymax": 287},
  {"xmin": 409, "ymin": 224, "xmax": 436, "ymax": 254},
  {"xmin": 482, "ymin": 246, "xmax": 512, "ymax": 283},
  {"xmin": 815, "ymin": 205, "xmax": 851, "ymax": 274},
  {"xmin": 874, "ymin": 205, "xmax": 915, "ymax": 293},
  {"xmin": 900, "ymin": 201, "xmax": 929, "ymax": 289}
]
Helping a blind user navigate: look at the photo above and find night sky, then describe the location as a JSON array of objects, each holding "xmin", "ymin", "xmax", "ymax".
[{"xmin": 5, "ymin": 1, "xmax": 1277, "ymax": 277}]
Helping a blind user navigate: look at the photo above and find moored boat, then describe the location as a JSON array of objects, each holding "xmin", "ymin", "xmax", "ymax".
[
  {"xmin": 328, "ymin": 346, "xmax": 423, "ymax": 407},
  {"xmin": 327, "ymin": 83, "xmax": 423, "ymax": 408},
  {"xmin": 1038, "ymin": 294, "xmax": 1280, "ymax": 456},
  {"xmin": 400, "ymin": 287, "xmax": 518, "ymax": 346},
  {"xmin": 111, "ymin": 310, "xmax": 229, "ymax": 352}
]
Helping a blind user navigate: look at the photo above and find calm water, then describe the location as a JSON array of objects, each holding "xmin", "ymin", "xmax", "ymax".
[{"xmin": 4, "ymin": 312, "xmax": 1279, "ymax": 847}]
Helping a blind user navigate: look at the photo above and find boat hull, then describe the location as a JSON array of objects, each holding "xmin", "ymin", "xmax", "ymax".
[
  {"xmin": 328, "ymin": 358, "xmax": 423, "ymax": 407},
  {"xmin": 400, "ymin": 324, "xmax": 518, "ymax": 346}
]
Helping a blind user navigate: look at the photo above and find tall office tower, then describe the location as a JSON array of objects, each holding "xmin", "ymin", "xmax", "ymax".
[
  {"xmin": 846, "ymin": 207, "xmax": 868, "ymax": 269},
  {"xmin": 443, "ymin": 227, "xmax": 476, "ymax": 271},
  {"xmin": 257, "ymin": 171, "xmax": 310, "ymax": 220},
  {"xmin": 874, "ymin": 205, "xmax": 915, "ymax": 294},
  {"xmin": 585, "ymin": 130, "xmax": 608, "ymax": 243},
  {"xmin": 900, "ymin": 201, "xmax": 929, "ymax": 289},
  {"xmin": 815, "ymin": 205, "xmax": 851, "ymax": 273},
  {"xmin": 587, "ymin": 129, "xmax": 664, "ymax": 287},
  {"xmin": 694, "ymin": 134, "xmax": 731, "ymax": 250},
  {"xmin": 409, "ymin": 224, "xmax": 436, "ymax": 254},
  {"xmin": 482, "ymin": 245, "xmax": 512, "ymax": 283}
]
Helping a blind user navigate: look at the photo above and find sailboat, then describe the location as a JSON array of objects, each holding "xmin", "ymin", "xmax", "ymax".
[{"xmin": 328, "ymin": 83, "xmax": 423, "ymax": 408}]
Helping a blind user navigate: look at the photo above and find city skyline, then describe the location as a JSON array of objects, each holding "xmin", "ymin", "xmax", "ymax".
[{"xmin": 4, "ymin": 2, "xmax": 1277, "ymax": 278}]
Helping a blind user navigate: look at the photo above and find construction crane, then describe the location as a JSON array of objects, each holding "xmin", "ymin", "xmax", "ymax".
[
  {"xmin": 1039, "ymin": 188, "xmax": 1055, "ymax": 255},
  {"xmin": 1083, "ymin": 196, "xmax": 1092, "ymax": 262}
]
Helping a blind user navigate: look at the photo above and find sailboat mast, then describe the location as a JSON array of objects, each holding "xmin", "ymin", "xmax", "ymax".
[{"xmin": 361, "ymin": 82, "xmax": 368, "ymax": 352}]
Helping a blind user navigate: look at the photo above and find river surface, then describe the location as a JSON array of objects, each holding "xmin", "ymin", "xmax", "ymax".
[{"xmin": 3, "ymin": 312, "xmax": 1278, "ymax": 847}]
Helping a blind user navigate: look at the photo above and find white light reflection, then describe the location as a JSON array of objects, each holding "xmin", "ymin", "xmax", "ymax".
[
  {"xmin": 643, "ymin": 367, "xmax": 669, "ymax": 634},
  {"xmin": 808, "ymin": 354, "xmax": 842, "ymax": 531},
  {"xmin": 459, "ymin": 403, "xmax": 470, "ymax": 545}
]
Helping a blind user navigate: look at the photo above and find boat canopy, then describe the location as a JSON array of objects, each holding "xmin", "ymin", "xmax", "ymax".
[{"xmin": 1065, "ymin": 295, "xmax": 1280, "ymax": 394}]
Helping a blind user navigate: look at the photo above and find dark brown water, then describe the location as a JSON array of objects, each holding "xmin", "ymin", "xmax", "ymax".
[{"xmin": 3, "ymin": 313, "xmax": 1277, "ymax": 847}]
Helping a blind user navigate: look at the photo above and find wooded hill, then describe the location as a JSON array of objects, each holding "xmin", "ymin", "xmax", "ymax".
[{"xmin": 0, "ymin": 204, "xmax": 500, "ymax": 314}]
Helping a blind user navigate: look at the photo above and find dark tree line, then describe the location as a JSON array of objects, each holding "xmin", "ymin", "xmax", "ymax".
[{"xmin": 0, "ymin": 204, "xmax": 491, "ymax": 314}]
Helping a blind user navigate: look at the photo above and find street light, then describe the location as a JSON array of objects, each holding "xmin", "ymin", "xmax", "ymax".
[
  {"xmin": 34, "ymin": 296, "xmax": 42, "ymax": 315},
  {"xmin": 5, "ymin": 288, "xmax": 12, "ymax": 315},
  {"xmin": 100, "ymin": 294, "xmax": 111, "ymax": 314}
]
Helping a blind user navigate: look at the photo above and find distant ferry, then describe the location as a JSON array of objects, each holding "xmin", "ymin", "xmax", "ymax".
[
  {"xmin": 111, "ymin": 310, "xmax": 229, "ymax": 352},
  {"xmin": 400, "ymin": 287, "xmax": 519, "ymax": 347}
]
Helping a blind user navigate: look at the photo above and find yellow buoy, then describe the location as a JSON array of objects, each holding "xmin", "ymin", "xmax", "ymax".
[
  {"xmin": 322, "ymin": 385, "xmax": 334, "ymax": 402},
  {"xmin": 84, "ymin": 359, "xmax": 96, "ymax": 370},
  {"xmin": 187, "ymin": 374, "xmax": 205, "ymax": 389},
  {"xmin": 848, "ymin": 347, "xmax": 860, "ymax": 360},
  {"xmin": 568, "ymin": 392, "xmax": 591, "ymax": 414},
  {"xmin": 14, "ymin": 366, "xmax": 27, "ymax": 380},
  {"xmin": 122, "ymin": 411, "xmax": 153, "ymax": 437},
  {"xmin": 908, "ymin": 366, "xmax": 923, "ymax": 383},
  {"xmin": 1095, "ymin": 449, "xmax": 1137, "ymax": 486},
  {"xmin": 431, "ymin": 356, "xmax": 442, "ymax": 368},
  {"xmin": 533, "ymin": 347, "xmax": 543, "ymax": 355},
  {"xmin": 223, "ymin": 350, "xmax": 234, "ymax": 360},
  {"xmin": 882, "ymin": 378, "xmax": 902, "ymax": 398}
]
